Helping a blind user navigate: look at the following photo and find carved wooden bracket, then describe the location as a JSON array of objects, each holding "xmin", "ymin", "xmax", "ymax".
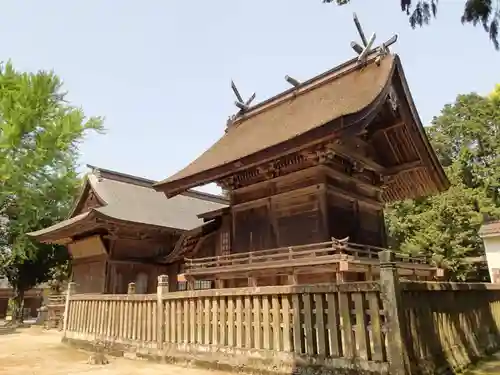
[
  {"xmin": 219, "ymin": 176, "xmax": 236, "ymax": 190},
  {"xmin": 257, "ymin": 162, "xmax": 277, "ymax": 179},
  {"xmin": 388, "ymin": 85, "xmax": 399, "ymax": 113},
  {"xmin": 300, "ymin": 145, "xmax": 335, "ymax": 165}
]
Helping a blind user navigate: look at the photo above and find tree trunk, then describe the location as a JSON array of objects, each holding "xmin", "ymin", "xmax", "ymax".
[{"xmin": 12, "ymin": 288, "xmax": 25, "ymax": 324}]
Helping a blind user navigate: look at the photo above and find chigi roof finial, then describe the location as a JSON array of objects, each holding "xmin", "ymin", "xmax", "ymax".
[
  {"xmin": 284, "ymin": 75, "xmax": 301, "ymax": 88},
  {"xmin": 225, "ymin": 80, "xmax": 256, "ymax": 128},
  {"xmin": 231, "ymin": 80, "xmax": 256, "ymax": 113},
  {"xmin": 350, "ymin": 13, "xmax": 398, "ymax": 64}
]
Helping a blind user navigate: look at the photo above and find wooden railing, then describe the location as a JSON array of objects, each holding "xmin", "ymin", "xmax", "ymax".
[
  {"xmin": 64, "ymin": 282, "xmax": 390, "ymax": 374},
  {"xmin": 185, "ymin": 239, "xmax": 431, "ymax": 275},
  {"xmin": 62, "ymin": 251, "xmax": 500, "ymax": 375},
  {"xmin": 401, "ymin": 282, "xmax": 500, "ymax": 374},
  {"xmin": 66, "ymin": 294, "xmax": 158, "ymax": 344},
  {"xmin": 161, "ymin": 283, "xmax": 387, "ymax": 360}
]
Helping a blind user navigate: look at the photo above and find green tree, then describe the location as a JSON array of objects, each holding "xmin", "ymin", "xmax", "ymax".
[
  {"xmin": 490, "ymin": 84, "xmax": 500, "ymax": 102},
  {"xmin": 324, "ymin": 0, "xmax": 500, "ymax": 50},
  {"xmin": 428, "ymin": 91, "xmax": 500, "ymax": 202},
  {"xmin": 0, "ymin": 61, "xmax": 103, "ymax": 322},
  {"xmin": 385, "ymin": 87, "xmax": 500, "ymax": 280}
]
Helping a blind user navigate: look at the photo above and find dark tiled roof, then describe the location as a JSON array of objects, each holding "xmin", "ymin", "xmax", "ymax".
[{"xmin": 28, "ymin": 167, "xmax": 228, "ymax": 239}]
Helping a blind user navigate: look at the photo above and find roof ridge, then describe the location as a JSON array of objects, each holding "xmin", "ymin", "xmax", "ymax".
[
  {"xmin": 86, "ymin": 165, "xmax": 228, "ymax": 204},
  {"xmin": 228, "ymin": 50, "xmax": 389, "ymax": 128},
  {"xmin": 87, "ymin": 164, "xmax": 156, "ymax": 187}
]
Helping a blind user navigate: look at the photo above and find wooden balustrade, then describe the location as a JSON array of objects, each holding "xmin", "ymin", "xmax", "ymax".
[
  {"xmin": 61, "ymin": 251, "xmax": 500, "ymax": 375},
  {"xmin": 401, "ymin": 282, "xmax": 500, "ymax": 374},
  {"xmin": 64, "ymin": 283, "xmax": 386, "ymax": 361},
  {"xmin": 184, "ymin": 239, "xmax": 431, "ymax": 276},
  {"xmin": 67, "ymin": 294, "xmax": 158, "ymax": 346},
  {"xmin": 160, "ymin": 283, "xmax": 386, "ymax": 360}
]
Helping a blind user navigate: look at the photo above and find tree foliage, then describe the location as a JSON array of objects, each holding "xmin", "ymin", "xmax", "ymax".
[
  {"xmin": 386, "ymin": 87, "xmax": 500, "ymax": 280},
  {"xmin": 0, "ymin": 61, "xmax": 103, "ymax": 320},
  {"xmin": 324, "ymin": 0, "xmax": 500, "ymax": 50}
]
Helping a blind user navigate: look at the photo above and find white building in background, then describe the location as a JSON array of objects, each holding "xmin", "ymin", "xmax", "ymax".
[
  {"xmin": 0, "ymin": 277, "xmax": 9, "ymax": 289},
  {"xmin": 479, "ymin": 220, "xmax": 500, "ymax": 283}
]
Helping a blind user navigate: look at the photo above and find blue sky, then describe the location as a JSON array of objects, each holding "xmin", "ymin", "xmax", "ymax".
[{"xmin": 1, "ymin": 1, "xmax": 499, "ymax": 194}]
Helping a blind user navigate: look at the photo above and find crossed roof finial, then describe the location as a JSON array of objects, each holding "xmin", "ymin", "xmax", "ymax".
[
  {"xmin": 350, "ymin": 13, "xmax": 398, "ymax": 63},
  {"xmin": 231, "ymin": 80, "xmax": 256, "ymax": 113}
]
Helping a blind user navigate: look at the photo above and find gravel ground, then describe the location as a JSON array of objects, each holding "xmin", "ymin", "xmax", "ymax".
[
  {"xmin": 0, "ymin": 328, "xmax": 231, "ymax": 375},
  {"xmin": 2, "ymin": 326, "xmax": 500, "ymax": 374}
]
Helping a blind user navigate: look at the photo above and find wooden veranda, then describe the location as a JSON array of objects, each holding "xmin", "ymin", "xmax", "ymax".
[{"xmin": 182, "ymin": 239, "xmax": 442, "ymax": 288}]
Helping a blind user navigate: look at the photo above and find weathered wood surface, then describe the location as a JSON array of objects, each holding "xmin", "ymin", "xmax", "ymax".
[
  {"xmin": 186, "ymin": 238, "xmax": 432, "ymax": 277},
  {"xmin": 65, "ymin": 281, "xmax": 388, "ymax": 374},
  {"xmin": 63, "ymin": 253, "xmax": 500, "ymax": 375},
  {"xmin": 401, "ymin": 282, "xmax": 500, "ymax": 374}
]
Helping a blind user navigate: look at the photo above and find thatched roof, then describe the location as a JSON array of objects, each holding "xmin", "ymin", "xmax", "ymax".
[{"xmin": 154, "ymin": 53, "xmax": 448, "ymax": 201}]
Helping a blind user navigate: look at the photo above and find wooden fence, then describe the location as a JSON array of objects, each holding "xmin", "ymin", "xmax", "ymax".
[
  {"xmin": 62, "ymin": 251, "xmax": 500, "ymax": 375},
  {"xmin": 401, "ymin": 282, "xmax": 500, "ymax": 374}
]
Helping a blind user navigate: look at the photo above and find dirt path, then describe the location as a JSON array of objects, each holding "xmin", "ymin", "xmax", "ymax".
[
  {"xmin": 0, "ymin": 328, "xmax": 231, "ymax": 375},
  {"xmin": 5, "ymin": 327, "xmax": 500, "ymax": 374}
]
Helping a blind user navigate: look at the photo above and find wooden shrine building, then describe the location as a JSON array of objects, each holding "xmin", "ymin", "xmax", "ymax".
[
  {"xmin": 152, "ymin": 51, "xmax": 449, "ymax": 288},
  {"xmin": 28, "ymin": 166, "xmax": 227, "ymax": 294}
]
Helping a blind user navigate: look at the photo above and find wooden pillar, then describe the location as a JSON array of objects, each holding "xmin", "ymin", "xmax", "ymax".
[
  {"xmin": 319, "ymin": 184, "xmax": 329, "ymax": 241},
  {"xmin": 186, "ymin": 276, "xmax": 195, "ymax": 291},
  {"xmin": 248, "ymin": 276, "xmax": 257, "ymax": 287},
  {"xmin": 335, "ymin": 272, "xmax": 344, "ymax": 283},
  {"xmin": 62, "ymin": 282, "xmax": 76, "ymax": 338},
  {"xmin": 167, "ymin": 263, "xmax": 180, "ymax": 292},
  {"xmin": 157, "ymin": 275, "xmax": 168, "ymax": 349},
  {"xmin": 366, "ymin": 265, "xmax": 374, "ymax": 281},
  {"xmin": 127, "ymin": 282, "xmax": 136, "ymax": 295},
  {"xmin": 378, "ymin": 250, "xmax": 408, "ymax": 375},
  {"xmin": 287, "ymin": 273, "xmax": 298, "ymax": 285},
  {"xmin": 215, "ymin": 279, "xmax": 224, "ymax": 289}
]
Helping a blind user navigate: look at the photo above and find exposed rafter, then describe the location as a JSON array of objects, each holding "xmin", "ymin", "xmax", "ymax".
[{"xmin": 385, "ymin": 160, "xmax": 423, "ymax": 176}]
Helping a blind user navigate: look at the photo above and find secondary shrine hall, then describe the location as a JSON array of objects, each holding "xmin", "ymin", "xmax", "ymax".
[{"xmin": 29, "ymin": 49, "xmax": 449, "ymax": 292}]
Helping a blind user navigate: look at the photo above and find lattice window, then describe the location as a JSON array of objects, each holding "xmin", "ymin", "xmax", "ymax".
[
  {"xmin": 177, "ymin": 280, "xmax": 212, "ymax": 290},
  {"xmin": 195, "ymin": 280, "xmax": 212, "ymax": 289}
]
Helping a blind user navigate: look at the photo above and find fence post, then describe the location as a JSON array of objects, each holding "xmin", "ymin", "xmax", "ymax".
[
  {"xmin": 157, "ymin": 275, "xmax": 168, "ymax": 350},
  {"xmin": 127, "ymin": 282, "xmax": 136, "ymax": 295},
  {"xmin": 378, "ymin": 250, "xmax": 408, "ymax": 375},
  {"xmin": 62, "ymin": 282, "xmax": 76, "ymax": 337}
]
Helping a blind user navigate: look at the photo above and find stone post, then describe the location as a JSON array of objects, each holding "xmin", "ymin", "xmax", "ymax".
[
  {"xmin": 378, "ymin": 250, "xmax": 408, "ymax": 375},
  {"xmin": 127, "ymin": 282, "xmax": 136, "ymax": 295},
  {"xmin": 157, "ymin": 275, "xmax": 168, "ymax": 350},
  {"xmin": 62, "ymin": 282, "xmax": 76, "ymax": 337}
]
